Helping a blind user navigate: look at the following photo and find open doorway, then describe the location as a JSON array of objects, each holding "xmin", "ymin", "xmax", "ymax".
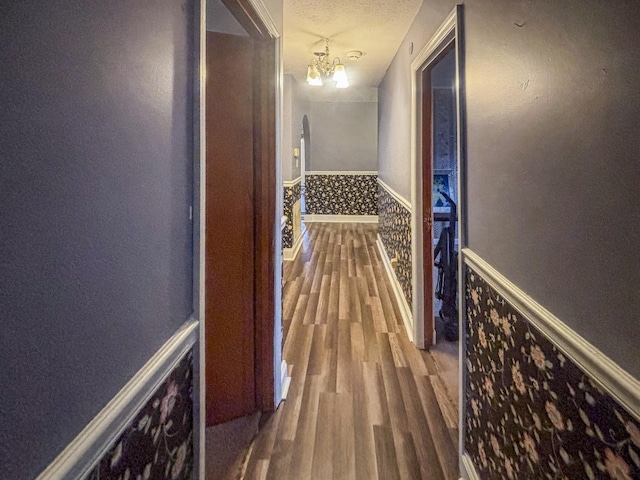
[
  {"xmin": 429, "ymin": 47, "xmax": 458, "ymax": 345},
  {"xmin": 410, "ymin": 7, "xmax": 465, "ymax": 466}
]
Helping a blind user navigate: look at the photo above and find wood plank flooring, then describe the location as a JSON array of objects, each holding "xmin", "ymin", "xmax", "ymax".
[{"xmin": 243, "ymin": 223, "xmax": 459, "ymax": 480}]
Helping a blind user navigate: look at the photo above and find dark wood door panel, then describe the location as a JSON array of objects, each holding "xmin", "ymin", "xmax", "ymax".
[
  {"xmin": 205, "ymin": 31, "xmax": 256, "ymax": 426},
  {"xmin": 422, "ymin": 69, "xmax": 435, "ymax": 348}
]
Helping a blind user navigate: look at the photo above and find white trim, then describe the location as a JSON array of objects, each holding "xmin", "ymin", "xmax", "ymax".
[
  {"xmin": 283, "ymin": 176, "xmax": 301, "ymax": 187},
  {"xmin": 305, "ymin": 171, "xmax": 378, "ymax": 176},
  {"xmin": 376, "ymin": 235, "xmax": 414, "ymax": 342},
  {"xmin": 410, "ymin": 6, "xmax": 460, "ymax": 351},
  {"xmin": 304, "ymin": 214, "xmax": 378, "ymax": 224},
  {"xmin": 280, "ymin": 215, "xmax": 288, "ymax": 231},
  {"xmin": 460, "ymin": 452, "xmax": 481, "ymax": 480},
  {"xmin": 411, "ymin": 9, "xmax": 457, "ymax": 71},
  {"xmin": 283, "ymin": 231, "xmax": 304, "ymax": 261},
  {"xmin": 280, "ymin": 360, "xmax": 291, "ymax": 400},
  {"xmin": 246, "ymin": 0, "xmax": 280, "ymax": 37},
  {"xmin": 463, "ymin": 248, "xmax": 640, "ymax": 422},
  {"xmin": 195, "ymin": 0, "xmax": 206, "ymax": 477},
  {"xmin": 273, "ymin": 32, "xmax": 285, "ymax": 407},
  {"xmin": 377, "ymin": 177, "xmax": 412, "ymax": 212},
  {"xmin": 37, "ymin": 319, "xmax": 199, "ymax": 480}
]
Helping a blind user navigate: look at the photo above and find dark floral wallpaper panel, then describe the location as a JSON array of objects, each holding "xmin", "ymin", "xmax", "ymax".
[
  {"xmin": 305, "ymin": 174, "xmax": 378, "ymax": 216},
  {"xmin": 465, "ymin": 267, "xmax": 640, "ymax": 480},
  {"xmin": 85, "ymin": 351, "xmax": 194, "ymax": 480},
  {"xmin": 378, "ymin": 183, "xmax": 412, "ymax": 310},
  {"xmin": 283, "ymin": 181, "xmax": 301, "ymax": 250}
]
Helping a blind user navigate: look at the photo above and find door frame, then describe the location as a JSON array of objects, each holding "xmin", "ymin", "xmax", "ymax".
[
  {"xmin": 410, "ymin": 5, "xmax": 465, "ymax": 349},
  {"xmin": 409, "ymin": 4, "xmax": 467, "ymax": 476},
  {"xmin": 196, "ymin": 0, "xmax": 282, "ymax": 477}
]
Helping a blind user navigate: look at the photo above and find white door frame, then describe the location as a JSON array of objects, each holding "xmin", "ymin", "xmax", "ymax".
[
  {"xmin": 409, "ymin": 5, "xmax": 470, "ymax": 478},
  {"xmin": 410, "ymin": 5, "xmax": 463, "ymax": 349}
]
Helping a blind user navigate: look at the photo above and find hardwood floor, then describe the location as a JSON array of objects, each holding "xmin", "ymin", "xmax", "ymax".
[{"xmin": 243, "ymin": 223, "xmax": 459, "ymax": 480}]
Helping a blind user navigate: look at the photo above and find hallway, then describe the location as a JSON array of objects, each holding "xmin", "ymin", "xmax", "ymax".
[{"xmin": 239, "ymin": 223, "xmax": 459, "ymax": 479}]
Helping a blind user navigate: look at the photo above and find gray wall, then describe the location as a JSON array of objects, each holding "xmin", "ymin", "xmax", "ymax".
[
  {"xmin": 378, "ymin": 1, "xmax": 454, "ymax": 200},
  {"xmin": 0, "ymin": 1, "xmax": 195, "ymax": 478},
  {"xmin": 309, "ymin": 101, "xmax": 378, "ymax": 172},
  {"xmin": 283, "ymin": 75, "xmax": 294, "ymax": 181},
  {"xmin": 291, "ymin": 80, "xmax": 308, "ymax": 179},
  {"xmin": 282, "ymin": 75, "xmax": 308, "ymax": 181},
  {"xmin": 378, "ymin": 0, "xmax": 640, "ymax": 378}
]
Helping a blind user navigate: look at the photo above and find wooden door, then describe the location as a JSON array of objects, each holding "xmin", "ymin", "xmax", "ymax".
[
  {"xmin": 205, "ymin": 31, "xmax": 256, "ymax": 426},
  {"xmin": 422, "ymin": 68, "xmax": 435, "ymax": 347}
]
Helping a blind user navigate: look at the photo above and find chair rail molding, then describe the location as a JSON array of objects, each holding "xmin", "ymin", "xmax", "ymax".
[
  {"xmin": 37, "ymin": 319, "xmax": 199, "ymax": 480},
  {"xmin": 463, "ymin": 247, "xmax": 640, "ymax": 422},
  {"xmin": 378, "ymin": 177, "xmax": 412, "ymax": 212}
]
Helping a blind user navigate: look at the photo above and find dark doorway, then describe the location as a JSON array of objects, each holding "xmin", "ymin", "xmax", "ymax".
[{"xmin": 421, "ymin": 42, "xmax": 457, "ymax": 347}]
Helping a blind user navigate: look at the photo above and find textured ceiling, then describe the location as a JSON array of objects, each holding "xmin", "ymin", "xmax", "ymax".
[{"xmin": 283, "ymin": 0, "xmax": 423, "ymax": 94}]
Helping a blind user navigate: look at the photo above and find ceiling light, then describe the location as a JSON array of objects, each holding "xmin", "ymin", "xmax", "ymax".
[
  {"xmin": 306, "ymin": 64, "xmax": 322, "ymax": 86},
  {"xmin": 333, "ymin": 64, "xmax": 349, "ymax": 88},
  {"xmin": 306, "ymin": 39, "xmax": 349, "ymax": 88}
]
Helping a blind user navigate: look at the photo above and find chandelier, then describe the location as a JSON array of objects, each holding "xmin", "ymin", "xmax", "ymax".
[{"xmin": 306, "ymin": 39, "xmax": 349, "ymax": 88}]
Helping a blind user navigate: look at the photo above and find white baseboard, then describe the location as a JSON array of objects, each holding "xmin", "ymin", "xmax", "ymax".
[
  {"xmin": 37, "ymin": 318, "xmax": 199, "ymax": 480},
  {"xmin": 460, "ymin": 452, "xmax": 480, "ymax": 480},
  {"xmin": 280, "ymin": 360, "xmax": 291, "ymax": 400},
  {"xmin": 304, "ymin": 214, "xmax": 378, "ymax": 224},
  {"xmin": 376, "ymin": 234, "xmax": 414, "ymax": 343},
  {"xmin": 283, "ymin": 232, "xmax": 303, "ymax": 261}
]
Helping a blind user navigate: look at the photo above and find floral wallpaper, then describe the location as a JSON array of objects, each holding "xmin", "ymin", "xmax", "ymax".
[
  {"xmin": 465, "ymin": 267, "xmax": 640, "ymax": 480},
  {"xmin": 85, "ymin": 351, "xmax": 194, "ymax": 480},
  {"xmin": 305, "ymin": 174, "xmax": 378, "ymax": 216},
  {"xmin": 433, "ymin": 87, "xmax": 457, "ymax": 172},
  {"xmin": 283, "ymin": 181, "xmax": 301, "ymax": 250},
  {"xmin": 378, "ymin": 183, "xmax": 412, "ymax": 309}
]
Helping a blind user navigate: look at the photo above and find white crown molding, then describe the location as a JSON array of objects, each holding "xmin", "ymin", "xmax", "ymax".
[
  {"xmin": 304, "ymin": 214, "xmax": 378, "ymax": 224},
  {"xmin": 463, "ymin": 248, "xmax": 640, "ymax": 422},
  {"xmin": 246, "ymin": 0, "xmax": 280, "ymax": 38},
  {"xmin": 283, "ymin": 176, "xmax": 301, "ymax": 187},
  {"xmin": 305, "ymin": 171, "xmax": 378, "ymax": 176},
  {"xmin": 37, "ymin": 319, "xmax": 199, "ymax": 480},
  {"xmin": 376, "ymin": 234, "xmax": 414, "ymax": 342},
  {"xmin": 377, "ymin": 177, "xmax": 412, "ymax": 212}
]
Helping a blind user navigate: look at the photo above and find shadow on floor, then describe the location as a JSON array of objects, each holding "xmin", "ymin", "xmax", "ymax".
[{"xmin": 205, "ymin": 413, "xmax": 261, "ymax": 480}]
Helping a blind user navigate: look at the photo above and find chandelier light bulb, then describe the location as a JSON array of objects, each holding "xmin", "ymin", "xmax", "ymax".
[
  {"xmin": 333, "ymin": 64, "xmax": 349, "ymax": 88},
  {"xmin": 306, "ymin": 64, "xmax": 323, "ymax": 86}
]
